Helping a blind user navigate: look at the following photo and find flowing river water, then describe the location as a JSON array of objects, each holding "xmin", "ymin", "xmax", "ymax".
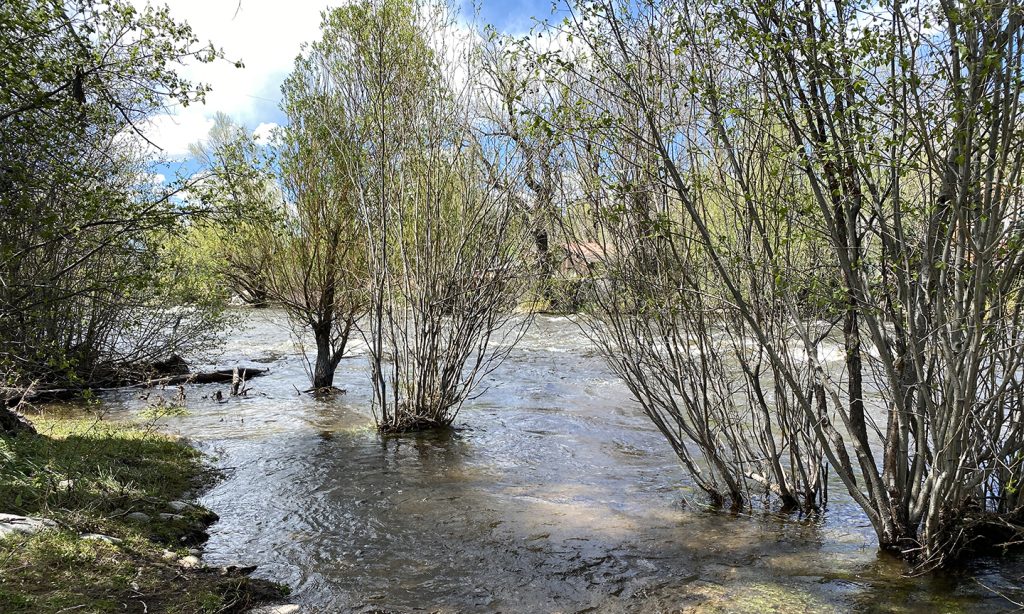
[{"xmin": 82, "ymin": 311, "xmax": 1023, "ymax": 612}]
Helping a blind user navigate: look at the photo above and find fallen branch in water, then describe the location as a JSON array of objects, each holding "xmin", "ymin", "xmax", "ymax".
[
  {"xmin": 157, "ymin": 367, "xmax": 269, "ymax": 387},
  {"xmin": 1, "ymin": 367, "xmax": 270, "ymax": 407}
]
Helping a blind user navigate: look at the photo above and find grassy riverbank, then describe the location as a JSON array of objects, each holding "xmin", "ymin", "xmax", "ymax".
[{"xmin": 0, "ymin": 415, "xmax": 286, "ymax": 613}]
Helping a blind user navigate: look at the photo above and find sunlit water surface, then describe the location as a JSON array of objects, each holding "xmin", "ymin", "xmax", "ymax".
[{"xmin": 79, "ymin": 311, "xmax": 1024, "ymax": 612}]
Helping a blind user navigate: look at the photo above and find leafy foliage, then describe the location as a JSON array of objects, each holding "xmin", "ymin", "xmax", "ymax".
[{"xmin": 0, "ymin": 0, "xmax": 228, "ymax": 391}]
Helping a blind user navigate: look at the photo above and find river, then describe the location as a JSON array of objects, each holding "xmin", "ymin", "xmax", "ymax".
[{"xmin": 87, "ymin": 310, "xmax": 1024, "ymax": 612}]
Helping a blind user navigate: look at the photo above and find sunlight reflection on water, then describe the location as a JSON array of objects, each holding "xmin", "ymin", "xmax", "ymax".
[{"xmin": 83, "ymin": 309, "xmax": 1024, "ymax": 612}]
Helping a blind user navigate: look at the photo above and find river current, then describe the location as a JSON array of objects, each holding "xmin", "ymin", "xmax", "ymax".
[{"xmin": 85, "ymin": 310, "xmax": 1024, "ymax": 612}]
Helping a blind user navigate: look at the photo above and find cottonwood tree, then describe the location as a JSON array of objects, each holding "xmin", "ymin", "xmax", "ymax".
[
  {"xmin": 479, "ymin": 32, "xmax": 567, "ymax": 309},
  {"xmin": 0, "ymin": 0, "xmax": 227, "ymax": 428},
  {"xmin": 540, "ymin": 0, "xmax": 1024, "ymax": 567}
]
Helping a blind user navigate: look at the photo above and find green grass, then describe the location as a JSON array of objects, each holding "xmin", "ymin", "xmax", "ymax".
[
  {"xmin": 0, "ymin": 415, "xmax": 286, "ymax": 613},
  {"xmin": 137, "ymin": 404, "xmax": 192, "ymax": 420}
]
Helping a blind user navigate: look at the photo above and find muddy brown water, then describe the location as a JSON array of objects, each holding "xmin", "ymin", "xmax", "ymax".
[{"xmin": 85, "ymin": 311, "xmax": 1023, "ymax": 612}]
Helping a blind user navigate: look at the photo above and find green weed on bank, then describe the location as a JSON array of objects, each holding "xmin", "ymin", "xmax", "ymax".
[{"xmin": 0, "ymin": 415, "xmax": 285, "ymax": 613}]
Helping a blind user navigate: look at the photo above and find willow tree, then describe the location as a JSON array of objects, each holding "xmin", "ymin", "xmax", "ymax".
[
  {"xmin": 540, "ymin": 0, "xmax": 1024, "ymax": 567},
  {"xmin": 730, "ymin": 0, "xmax": 1024, "ymax": 567},
  {"xmin": 308, "ymin": 0, "xmax": 531, "ymax": 431},
  {"xmin": 269, "ymin": 54, "xmax": 368, "ymax": 391},
  {"xmin": 530, "ymin": 6, "xmax": 829, "ymax": 512},
  {"xmin": 191, "ymin": 44, "xmax": 370, "ymax": 392}
]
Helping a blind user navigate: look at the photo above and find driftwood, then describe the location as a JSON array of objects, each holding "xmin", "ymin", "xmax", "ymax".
[
  {"xmin": 1, "ymin": 366, "xmax": 269, "ymax": 407},
  {"xmin": 157, "ymin": 367, "xmax": 269, "ymax": 386}
]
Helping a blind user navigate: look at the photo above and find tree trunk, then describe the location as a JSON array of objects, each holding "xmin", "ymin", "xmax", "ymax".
[
  {"xmin": 0, "ymin": 405, "xmax": 36, "ymax": 436},
  {"xmin": 311, "ymin": 324, "xmax": 337, "ymax": 390},
  {"xmin": 534, "ymin": 226, "xmax": 557, "ymax": 305}
]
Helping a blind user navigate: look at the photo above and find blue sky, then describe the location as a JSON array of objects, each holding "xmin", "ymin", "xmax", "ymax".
[
  {"xmin": 470, "ymin": 0, "xmax": 557, "ymax": 32},
  {"xmin": 143, "ymin": 0, "xmax": 562, "ymax": 182}
]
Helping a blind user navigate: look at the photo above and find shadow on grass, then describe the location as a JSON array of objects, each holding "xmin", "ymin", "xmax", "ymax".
[
  {"xmin": 1, "ymin": 417, "xmax": 205, "ymax": 520},
  {"xmin": 0, "ymin": 416, "xmax": 285, "ymax": 614}
]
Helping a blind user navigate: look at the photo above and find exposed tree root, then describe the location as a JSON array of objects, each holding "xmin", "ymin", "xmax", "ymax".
[
  {"xmin": 377, "ymin": 408, "xmax": 456, "ymax": 435},
  {"xmin": 891, "ymin": 507, "xmax": 1024, "ymax": 573}
]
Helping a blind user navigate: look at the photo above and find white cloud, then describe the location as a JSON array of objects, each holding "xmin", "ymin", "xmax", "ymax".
[
  {"xmin": 252, "ymin": 122, "xmax": 279, "ymax": 145},
  {"xmin": 143, "ymin": 112, "xmax": 215, "ymax": 158},
  {"xmin": 134, "ymin": 1, "xmax": 560, "ymax": 159},
  {"xmin": 134, "ymin": 0, "xmax": 326, "ymax": 157}
]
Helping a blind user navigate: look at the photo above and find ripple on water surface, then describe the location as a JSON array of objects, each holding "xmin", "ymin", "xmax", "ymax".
[{"xmin": 89, "ymin": 311, "xmax": 1024, "ymax": 612}]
